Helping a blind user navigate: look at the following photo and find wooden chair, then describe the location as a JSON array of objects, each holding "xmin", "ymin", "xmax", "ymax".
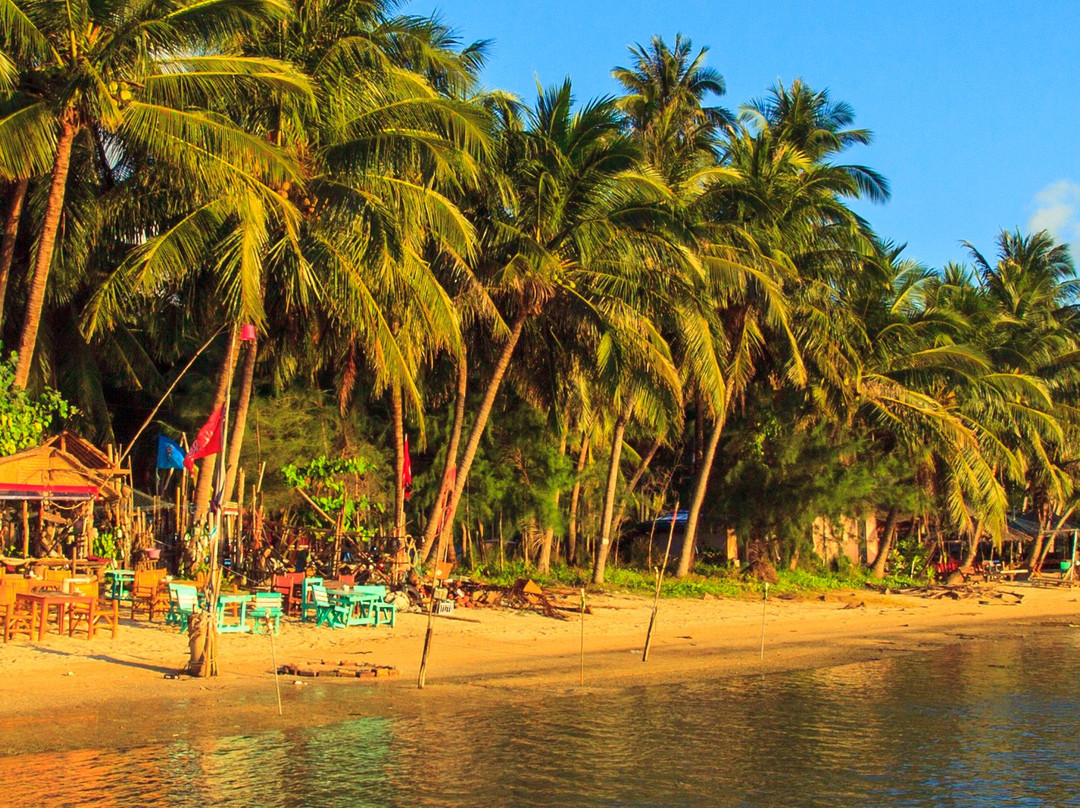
[
  {"xmin": 0, "ymin": 583, "xmax": 36, "ymax": 643},
  {"xmin": 130, "ymin": 568, "xmax": 169, "ymax": 620},
  {"xmin": 271, "ymin": 572, "xmax": 304, "ymax": 615},
  {"xmin": 250, "ymin": 592, "xmax": 284, "ymax": 634},
  {"xmin": 311, "ymin": 585, "xmax": 348, "ymax": 629},
  {"xmin": 68, "ymin": 580, "xmax": 119, "ymax": 639}
]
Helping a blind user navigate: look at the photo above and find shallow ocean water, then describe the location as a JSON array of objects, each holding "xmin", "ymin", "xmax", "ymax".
[{"xmin": 8, "ymin": 629, "xmax": 1080, "ymax": 807}]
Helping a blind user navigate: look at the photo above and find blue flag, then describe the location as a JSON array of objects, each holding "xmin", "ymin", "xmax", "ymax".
[{"xmin": 157, "ymin": 435, "xmax": 187, "ymax": 470}]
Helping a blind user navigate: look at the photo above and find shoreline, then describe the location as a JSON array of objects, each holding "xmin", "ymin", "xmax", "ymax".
[{"xmin": 2, "ymin": 582, "xmax": 1078, "ymax": 756}]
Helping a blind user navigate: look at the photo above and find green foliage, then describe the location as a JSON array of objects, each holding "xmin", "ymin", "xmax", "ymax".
[
  {"xmin": 888, "ymin": 527, "xmax": 935, "ymax": 580},
  {"xmin": 237, "ymin": 388, "xmax": 386, "ymax": 512},
  {"xmin": 714, "ymin": 393, "xmax": 884, "ymax": 563},
  {"xmin": 91, "ymin": 531, "xmax": 119, "ymax": 561},
  {"xmin": 412, "ymin": 391, "xmax": 574, "ymax": 543},
  {"xmin": 283, "ymin": 452, "xmax": 376, "ymax": 530},
  {"xmin": 0, "ymin": 352, "xmax": 73, "ymax": 455}
]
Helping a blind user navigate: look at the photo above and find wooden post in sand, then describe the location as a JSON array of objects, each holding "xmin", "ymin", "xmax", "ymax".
[
  {"xmin": 266, "ymin": 614, "xmax": 282, "ymax": 716},
  {"xmin": 579, "ymin": 587, "xmax": 586, "ymax": 685},
  {"xmin": 642, "ymin": 501, "xmax": 679, "ymax": 663},
  {"xmin": 759, "ymin": 582, "xmax": 769, "ymax": 661},
  {"xmin": 21, "ymin": 500, "xmax": 29, "ymax": 558},
  {"xmin": 417, "ymin": 523, "xmax": 450, "ymax": 689}
]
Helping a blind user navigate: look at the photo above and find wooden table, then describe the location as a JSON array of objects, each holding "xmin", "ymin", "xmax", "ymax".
[{"xmin": 16, "ymin": 591, "xmax": 95, "ymax": 641}]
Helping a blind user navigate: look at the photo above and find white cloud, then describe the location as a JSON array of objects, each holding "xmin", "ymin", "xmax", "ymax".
[{"xmin": 1028, "ymin": 180, "xmax": 1080, "ymax": 248}]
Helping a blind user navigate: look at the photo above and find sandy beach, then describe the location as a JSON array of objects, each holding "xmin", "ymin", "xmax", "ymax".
[{"xmin": 2, "ymin": 581, "xmax": 1078, "ymax": 756}]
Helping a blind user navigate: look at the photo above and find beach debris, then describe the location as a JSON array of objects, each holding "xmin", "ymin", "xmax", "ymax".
[
  {"xmin": 279, "ymin": 661, "xmax": 398, "ymax": 679},
  {"xmin": 944, "ymin": 570, "xmax": 965, "ymax": 587},
  {"xmin": 415, "ymin": 577, "xmax": 586, "ymax": 620},
  {"xmin": 743, "ymin": 541, "xmax": 778, "ymax": 584}
]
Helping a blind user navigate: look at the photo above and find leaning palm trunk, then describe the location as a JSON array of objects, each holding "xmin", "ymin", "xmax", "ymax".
[
  {"xmin": 611, "ymin": 435, "xmax": 662, "ymax": 547},
  {"xmin": 421, "ymin": 350, "xmax": 468, "ymax": 560},
  {"xmin": 222, "ymin": 338, "xmax": 257, "ymax": 506},
  {"xmin": 1024, "ymin": 508, "xmax": 1051, "ymax": 571},
  {"xmin": 14, "ymin": 123, "xmax": 76, "ymax": 389},
  {"xmin": 1035, "ymin": 509, "xmax": 1074, "ymax": 571},
  {"xmin": 537, "ymin": 425, "xmax": 570, "ymax": 574},
  {"xmin": 567, "ymin": 433, "xmax": 589, "ymax": 565},
  {"xmin": 676, "ymin": 414, "xmax": 725, "ymax": 578},
  {"xmin": 437, "ymin": 311, "xmax": 527, "ymax": 554},
  {"xmin": 960, "ymin": 518, "xmax": 983, "ymax": 571},
  {"xmin": 0, "ymin": 178, "xmax": 29, "ymax": 327},
  {"xmin": 193, "ymin": 326, "xmax": 239, "ymax": 524},
  {"xmin": 391, "ymin": 383, "xmax": 406, "ymax": 541},
  {"xmin": 869, "ymin": 506, "xmax": 900, "ymax": 579},
  {"xmin": 591, "ymin": 406, "xmax": 630, "ymax": 584}
]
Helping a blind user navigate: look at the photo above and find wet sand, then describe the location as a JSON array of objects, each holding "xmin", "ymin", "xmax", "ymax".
[{"xmin": 1, "ymin": 581, "xmax": 1077, "ymax": 756}]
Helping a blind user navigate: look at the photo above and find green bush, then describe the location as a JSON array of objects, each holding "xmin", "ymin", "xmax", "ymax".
[{"xmin": 0, "ymin": 351, "xmax": 73, "ymax": 455}]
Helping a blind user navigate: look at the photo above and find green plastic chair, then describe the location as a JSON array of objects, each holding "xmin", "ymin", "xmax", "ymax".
[
  {"xmin": 166, "ymin": 584, "xmax": 199, "ymax": 632},
  {"xmin": 251, "ymin": 592, "xmax": 284, "ymax": 634},
  {"xmin": 300, "ymin": 577, "xmax": 324, "ymax": 623},
  {"xmin": 311, "ymin": 584, "xmax": 349, "ymax": 629}
]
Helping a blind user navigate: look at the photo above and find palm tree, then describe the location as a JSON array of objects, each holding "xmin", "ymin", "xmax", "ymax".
[
  {"xmin": 429, "ymin": 80, "xmax": 686, "ymax": 556},
  {"xmin": 964, "ymin": 230, "xmax": 1080, "ymax": 567},
  {"xmin": 613, "ymin": 34, "xmax": 731, "ymax": 171},
  {"xmin": 671, "ymin": 76, "xmax": 895, "ymax": 576},
  {"xmin": 1, "ymin": 0, "xmax": 311, "ymax": 390}
]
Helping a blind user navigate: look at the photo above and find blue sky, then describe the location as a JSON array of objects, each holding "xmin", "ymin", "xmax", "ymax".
[{"xmin": 406, "ymin": 0, "xmax": 1080, "ymax": 270}]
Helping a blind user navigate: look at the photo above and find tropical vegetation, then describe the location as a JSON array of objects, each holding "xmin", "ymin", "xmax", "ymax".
[{"xmin": 3, "ymin": 0, "xmax": 1078, "ymax": 587}]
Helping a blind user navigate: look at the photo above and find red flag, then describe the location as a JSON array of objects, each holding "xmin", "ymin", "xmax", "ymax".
[
  {"xmin": 402, "ymin": 435, "xmax": 413, "ymax": 500},
  {"xmin": 184, "ymin": 406, "xmax": 224, "ymax": 472}
]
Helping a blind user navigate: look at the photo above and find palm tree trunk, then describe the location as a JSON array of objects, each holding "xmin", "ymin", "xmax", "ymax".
[
  {"xmin": 961, "ymin": 518, "xmax": 983, "ymax": 570},
  {"xmin": 437, "ymin": 311, "xmax": 528, "ymax": 556},
  {"xmin": 567, "ymin": 432, "xmax": 589, "ymax": 565},
  {"xmin": 14, "ymin": 122, "xmax": 77, "ymax": 389},
  {"xmin": 537, "ymin": 424, "xmax": 569, "ymax": 574},
  {"xmin": 612, "ymin": 435, "xmax": 662, "ymax": 543},
  {"xmin": 675, "ymin": 414, "xmax": 725, "ymax": 578},
  {"xmin": 222, "ymin": 338, "xmax": 257, "ymax": 506},
  {"xmin": 869, "ymin": 506, "xmax": 900, "ymax": 579},
  {"xmin": 1035, "ymin": 509, "xmax": 1074, "ymax": 572},
  {"xmin": 421, "ymin": 348, "xmax": 468, "ymax": 560},
  {"xmin": 0, "ymin": 178, "xmax": 29, "ymax": 328},
  {"xmin": 1024, "ymin": 507, "xmax": 1050, "ymax": 570},
  {"xmin": 391, "ymin": 382, "xmax": 406, "ymax": 541},
  {"xmin": 591, "ymin": 405, "xmax": 631, "ymax": 584},
  {"xmin": 694, "ymin": 389, "xmax": 704, "ymax": 472},
  {"xmin": 193, "ymin": 325, "xmax": 239, "ymax": 524}
]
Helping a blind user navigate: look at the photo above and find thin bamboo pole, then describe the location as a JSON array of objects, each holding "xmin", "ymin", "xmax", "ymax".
[
  {"xmin": 267, "ymin": 614, "xmax": 282, "ymax": 716},
  {"xmin": 117, "ymin": 325, "xmax": 229, "ymax": 466},
  {"xmin": 579, "ymin": 587, "xmax": 586, "ymax": 686},
  {"xmin": 417, "ymin": 523, "xmax": 450, "ymax": 689},
  {"xmin": 642, "ymin": 500, "xmax": 679, "ymax": 663},
  {"xmin": 759, "ymin": 583, "xmax": 770, "ymax": 661},
  {"xmin": 202, "ymin": 334, "xmax": 234, "ymax": 678}
]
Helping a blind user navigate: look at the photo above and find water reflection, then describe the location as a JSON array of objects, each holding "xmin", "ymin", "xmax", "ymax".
[{"xmin": 6, "ymin": 632, "xmax": 1079, "ymax": 807}]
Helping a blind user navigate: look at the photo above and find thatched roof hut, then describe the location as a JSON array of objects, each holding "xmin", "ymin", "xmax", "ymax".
[{"xmin": 0, "ymin": 432, "xmax": 125, "ymax": 502}]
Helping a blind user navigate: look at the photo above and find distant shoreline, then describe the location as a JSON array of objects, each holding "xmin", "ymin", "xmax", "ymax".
[{"xmin": 1, "ymin": 582, "xmax": 1077, "ymax": 756}]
